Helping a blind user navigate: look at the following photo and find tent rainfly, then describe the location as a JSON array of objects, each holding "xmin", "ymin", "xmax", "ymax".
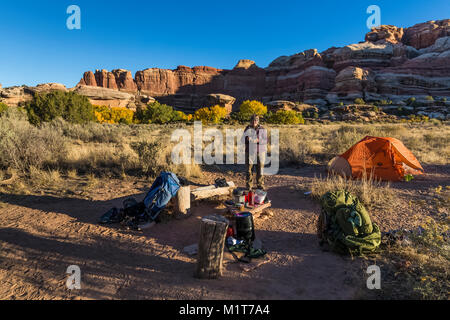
[{"xmin": 328, "ymin": 136, "xmax": 424, "ymax": 181}]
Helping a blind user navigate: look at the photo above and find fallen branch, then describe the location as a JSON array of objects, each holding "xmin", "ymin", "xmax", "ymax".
[{"xmin": 0, "ymin": 171, "xmax": 17, "ymax": 185}]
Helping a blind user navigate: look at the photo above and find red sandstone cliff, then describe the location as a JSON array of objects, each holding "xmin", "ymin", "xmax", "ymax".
[{"xmin": 70, "ymin": 19, "xmax": 449, "ymax": 109}]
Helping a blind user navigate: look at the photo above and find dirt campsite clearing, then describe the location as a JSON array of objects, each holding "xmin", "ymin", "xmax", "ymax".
[{"xmin": 0, "ymin": 163, "xmax": 448, "ymax": 300}]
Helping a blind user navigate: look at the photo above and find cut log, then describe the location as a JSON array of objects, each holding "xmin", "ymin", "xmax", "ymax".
[
  {"xmin": 195, "ymin": 214, "xmax": 229, "ymax": 279},
  {"xmin": 175, "ymin": 186, "xmax": 191, "ymax": 216},
  {"xmin": 191, "ymin": 181, "xmax": 235, "ymax": 200},
  {"xmin": 191, "ymin": 185, "xmax": 216, "ymax": 192}
]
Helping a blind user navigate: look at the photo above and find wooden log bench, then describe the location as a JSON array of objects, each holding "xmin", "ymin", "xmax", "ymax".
[
  {"xmin": 172, "ymin": 181, "xmax": 235, "ymax": 219},
  {"xmin": 190, "ymin": 181, "xmax": 235, "ymax": 200}
]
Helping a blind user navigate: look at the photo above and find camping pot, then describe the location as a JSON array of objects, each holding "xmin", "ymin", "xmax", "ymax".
[
  {"xmin": 234, "ymin": 212, "xmax": 255, "ymax": 242},
  {"xmin": 233, "ymin": 188, "xmax": 246, "ymax": 204},
  {"xmin": 254, "ymin": 190, "xmax": 267, "ymax": 204}
]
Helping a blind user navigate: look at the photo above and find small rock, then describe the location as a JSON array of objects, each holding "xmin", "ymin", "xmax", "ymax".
[{"xmin": 183, "ymin": 243, "xmax": 198, "ymax": 255}]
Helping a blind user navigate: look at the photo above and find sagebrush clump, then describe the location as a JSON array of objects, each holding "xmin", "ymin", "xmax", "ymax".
[
  {"xmin": 0, "ymin": 109, "xmax": 66, "ymax": 174},
  {"xmin": 266, "ymin": 110, "xmax": 304, "ymax": 124},
  {"xmin": 0, "ymin": 102, "xmax": 8, "ymax": 115},
  {"xmin": 25, "ymin": 91, "xmax": 95, "ymax": 125}
]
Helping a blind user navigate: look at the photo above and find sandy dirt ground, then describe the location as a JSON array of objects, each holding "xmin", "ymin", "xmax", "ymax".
[{"xmin": 0, "ymin": 165, "xmax": 448, "ymax": 300}]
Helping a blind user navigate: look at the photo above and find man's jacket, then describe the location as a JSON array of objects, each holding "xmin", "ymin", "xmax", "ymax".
[{"xmin": 243, "ymin": 125, "xmax": 267, "ymax": 154}]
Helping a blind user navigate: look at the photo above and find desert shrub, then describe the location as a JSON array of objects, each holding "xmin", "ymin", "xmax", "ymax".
[
  {"xmin": 130, "ymin": 137, "xmax": 202, "ymax": 178},
  {"xmin": 375, "ymin": 100, "xmax": 392, "ymax": 106},
  {"xmin": 193, "ymin": 107, "xmax": 211, "ymax": 124},
  {"xmin": 408, "ymin": 114, "xmax": 429, "ymax": 122},
  {"xmin": 209, "ymin": 105, "xmax": 228, "ymax": 123},
  {"xmin": 25, "ymin": 91, "xmax": 95, "ymax": 125},
  {"xmin": 370, "ymin": 211, "xmax": 450, "ymax": 300},
  {"xmin": 173, "ymin": 110, "xmax": 192, "ymax": 122},
  {"xmin": 93, "ymin": 105, "xmax": 134, "ymax": 124},
  {"xmin": 266, "ymin": 110, "xmax": 304, "ymax": 124},
  {"xmin": 130, "ymin": 140, "xmax": 165, "ymax": 175},
  {"xmin": 0, "ymin": 102, "xmax": 8, "ymax": 115},
  {"xmin": 395, "ymin": 106, "xmax": 415, "ymax": 116},
  {"xmin": 47, "ymin": 117, "xmax": 126, "ymax": 143},
  {"xmin": 134, "ymin": 102, "xmax": 178, "ymax": 124},
  {"xmin": 411, "ymin": 217, "xmax": 449, "ymax": 254},
  {"xmin": 28, "ymin": 166, "xmax": 62, "ymax": 188},
  {"xmin": 406, "ymin": 97, "xmax": 417, "ymax": 106},
  {"xmin": 0, "ymin": 110, "xmax": 66, "ymax": 174},
  {"xmin": 354, "ymin": 98, "xmax": 365, "ymax": 105},
  {"xmin": 194, "ymin": 105, "xmax": 227, "ymax": 124},
  {"xmin": 237, "ymin": 100, "xmax": 267, "ymax": 121}
]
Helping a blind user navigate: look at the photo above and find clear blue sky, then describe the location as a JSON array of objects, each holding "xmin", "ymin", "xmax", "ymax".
[{"xmin": 0, "ymin": 0, "xmax": 448, "ymax": 88}]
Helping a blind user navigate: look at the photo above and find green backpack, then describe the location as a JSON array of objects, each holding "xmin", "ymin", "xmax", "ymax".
[{"xmin": 318, "ymin": 190, "xmax": 381, "ymax": 255}]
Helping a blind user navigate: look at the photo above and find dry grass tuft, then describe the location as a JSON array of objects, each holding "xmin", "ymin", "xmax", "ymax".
[
  {"xmin": 309, "ymin": 172, "xmax": 393, "ymax": 210},
  {"xmin": 28, "ymin": 166, "xmax": 62, "ymax": 188}
]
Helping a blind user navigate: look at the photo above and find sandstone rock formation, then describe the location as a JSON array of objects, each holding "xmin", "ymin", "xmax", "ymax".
[
  {"xmin": 0, "ymin": 83, "xmax": 68, "ymax": 106},
  {"xmin": 326, "ymin": 66, "xmax": 376, "ymax": 103},
  {"xmin": 33, "ymin": 83, "xmax": 68, "ymax": 93},
  {"xmin": 322, "ymin": 104, "xmax": 395, "ymax": 122},
  {"xmin": 402, "ymin": 20, "xmax": 450, "ymax": 49},
  {"xmin": 264, "ymin": 49, "xmax": 336, "ymax": 105},
  {"xmin": 79, "ymin": 69, "xmax": 137, "ymax": 93},
  {"xmin": 72, "ymin": 85, "xmax": 137, "ymax": 109},
  {"xmin": 206, "ymin": 94, "xmax": 236, "ymax": 114},
  {"xmin": 0, "ymin": 86, "xmax": 34, "ymax": 106},
  {"xmin": 266, "ymin": 100, "xmax": 297, "ymax": 112},
  {"xmin": 365, "ymin": 25, "xmax": 404, "ymax": 44}
]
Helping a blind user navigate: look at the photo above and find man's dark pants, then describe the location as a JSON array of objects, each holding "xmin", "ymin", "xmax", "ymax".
[{"xmin": 245, "ymin": 153, "xmax": 265, "ymax": 190}]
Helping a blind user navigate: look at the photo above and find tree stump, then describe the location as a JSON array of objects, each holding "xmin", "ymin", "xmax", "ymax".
[
  {"xmin": 195, "ymin": 214, "xmax": 229, "ymax": 279},
  {"xmin": 175, "ymin": 186, "xmax": 191, "ymax": 216}
]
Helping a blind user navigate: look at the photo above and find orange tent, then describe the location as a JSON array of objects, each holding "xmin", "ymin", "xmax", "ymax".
[{"xmin": 328, "ymin": 136, "xmax": 424, "ymax": 181}]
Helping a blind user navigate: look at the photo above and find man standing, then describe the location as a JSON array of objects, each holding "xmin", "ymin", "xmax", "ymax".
[{"xmin": 243, "ymin": 114, "xmax": 267, "ymax": 190}]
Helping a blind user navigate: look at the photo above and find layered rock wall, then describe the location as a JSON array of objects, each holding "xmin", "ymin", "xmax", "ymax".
[{"xmin": 2, "ymin": 19, "xmax": 449, "ymax": 112}]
